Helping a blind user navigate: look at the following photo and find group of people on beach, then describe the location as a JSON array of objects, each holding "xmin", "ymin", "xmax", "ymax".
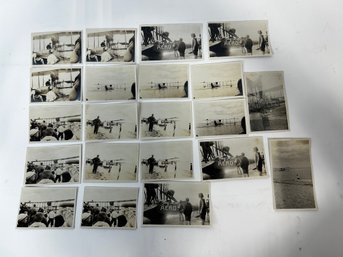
[
  {"xmin": 177, "ymin": 193, "xmax": 210, "ymax": 225},
  {"xmin": 239, "ymin": 30, "xmax": 269, "ymax": 55}
]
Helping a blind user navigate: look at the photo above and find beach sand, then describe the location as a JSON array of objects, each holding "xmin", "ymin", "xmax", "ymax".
[
  {"xmin": 85, "ymin": 125, "xmax": 137, "ymax": 140},
  {"xmin": 84, "ymin": 165, "xmax": 137, "ymax": 182}
]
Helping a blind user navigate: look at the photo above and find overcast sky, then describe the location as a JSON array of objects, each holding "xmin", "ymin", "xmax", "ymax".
[
  {"xmin": 27, "ymin": 145, "xmax": 81, "ymax": 161},
  {"xmin": 83, "ymin": 187, "xmax": 138, "ymax": 202},
  {"xmin": 140, "ymin": 102, "xmax": 192, "ymax": 121},
  {"xmin": 30, "ymin": 105, "xmax": 82, "ymax": 120},
  {"xmin": 21, "ymin": 187, "xmax": 77, "ymax": 203},
  {"xmin": 85, "ymin": 102, "xmax": 137, "ymax": 122},
  {"xmin": 85, "ymin": 142, "xmax": 139, "ymax": 161},
  {"xmin": 245, "ymin": 71, "xmax": 285, "ymax": 98}
]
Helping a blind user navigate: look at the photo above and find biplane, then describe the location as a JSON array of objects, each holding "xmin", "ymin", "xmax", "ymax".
[
  {"xmin": 142, "ymin": 157, "xmax": 179, "ymax": 174},
  {"xmin": 28, "ymin": 156, "xmax": 79, "ymax": 168},
  {"xmin": 31, "ymin": 68, "xmax": 81, "ymax": 102},
  {"xmin": 199, "ymin": 80, "xmax": 234, "ymax": 89},
  {"xmin": 86, "ymin": 30, "xmax": 135, "ymax": 62},
  {"xmin": 198, "ymin": 117, "xmax": 241, "ymax": 128},
  {"xmin": 87, "ymin": 118, "xmax": 136, "ymax": 139},
  {"xmin": 32, "ymin": 31, "xmax": 81, "ymax": 65},
  {"xmin": 32, "ymin": 114, "xmax": 81, "ymax": 125},
  {"xmin": 141, "ymin": 116, "xmax": 178, "ymax": 130}
]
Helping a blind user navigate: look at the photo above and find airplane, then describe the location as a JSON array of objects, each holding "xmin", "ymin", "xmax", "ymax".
[
  {"xmin": 143, "ymin": 81, "xmax": 185, "ymax": 90},
  {"xmin": 199, "ymin": 80, "xmax": 234, "ymax": 89},
  {"xmin": 141, "ymin": 116, "xmax": 178, "ymax": 130},
  {"xmin": 198, "ymin": 118, "xmax": 241, "ymax": 128},
  {"xmin": 31, "ymin": 114, "xmax": 81, "ymax": 125},
  {"xmin": 27, "ymin": 156, "xmax": 79, "ymax": 170},
  {"xmin": 142, "ymin": 157, "xmax": 179, "ymax": 174}
]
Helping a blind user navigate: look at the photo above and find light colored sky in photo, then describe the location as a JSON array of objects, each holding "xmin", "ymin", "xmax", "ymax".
[
  {"xmin": 27, "ymin": 144, "xmax": 81, "ymax": 161},
  {"xmin": 140, "ymin": 102, "xmax": 192, "ymax": 121},
  {"xmin": 85, "ymin": 142, "xmax": 139, "ymax": 161},
  {"xmin": 21, "ymin": 187, "xmax": 77, "ymax": 203},
  {"xmin": 85, "ymin": 102, "xmax": 137, "ymax": 122},
  {"xmin": 83, "ymin": 187, "xmax": 138, "ymax": 202},
  {"xmin": 30, "ymin": 105, "xmax": 82, "ymax": 120},
  {"xmin": 245, "ymin": 71, "xmax": 285, "ymax": 98}
]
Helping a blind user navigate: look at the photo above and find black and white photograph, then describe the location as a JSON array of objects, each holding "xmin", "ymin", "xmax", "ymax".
[
  {"xmin": 191, "ymin": 62, "xmax": 244, "ymax": 99},
  {"xmin": 140, "ymin": 102, "xmax": 192, "ymax": 139},
  {"xmin": 245, "ymin": 71, "xmax": 289, "ymax": 132},
  {"xmin": 208, "ymin": 20, "xmax": 271, "ymax": 58},
  {"xmin": 138, "ymin": 64, "xmax": 188, "ymax": 99},
  {"xmin": 270, "ymin": 138, "xmax": 316, "ymax": 210},
  {"xmin": 85, "ymin": 102, "xmax": 137, "ymax": 141},
  {"xmin": 85, "ymin": 65, "xmax": 136, "ymax": 101},
  {"xmin": 86, "ymin": 29, "xmax": 135, "ymax": 63},
  {"xmin": 30, "ymin": 67, "xmax": 81, "ymax": 103},
  {"xmin": 32, "ymin": 31, "xmax": 82, "ymax": 65},
  {"xmin": 29, "ymin": 104, "xmax": 82, "ymax": 143},
  {"xmin": 199, "ymin": 137, "xmax": 267, "ymax": 180},
  {"xmin": 143, "ymin": 182, "xmax": 210, "ymax": 226},
  {"xmin": 81, "ymin": 187, "xmax": 138, "ymax": 229},
  {"xmin": 25, "ymin": 145, "xmax": 81, "ymax": 185},
  {"xmin": 84, "ymin": 142, "xmax": 138, "ymax": 182},
  {"xmin": 194, "ymin": 99, "xmax": 247, "ymax": 137},
  {"xmin": 141, "ymin": 24, "xmax": 202, "ymax": 61},
  {"xmin": 140, "ymin": 140, "xmax": 193, "ymax": 181},
  {"xmin": 17, "ymin": 187, "xmax": 77, "ymax": 228}
]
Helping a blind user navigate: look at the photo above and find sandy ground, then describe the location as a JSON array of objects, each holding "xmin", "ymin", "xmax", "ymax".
[
  {"xmin": 142, "ymin": 164, "xmax": 193, "ymax": 180},
  {"xmin": 86, "ymin": 125, "xmax": 137, "ymax": 140},
  {"xmin": 84, "ymin": 165, "xmax": 137, "ymax": 182},
  {"xmin": 202, "ymin": 165, "xmax": 267, "ymax": 180},
  {"xmin": 140, "ymin": 123, "xmax": 191, "ymax": 139}
]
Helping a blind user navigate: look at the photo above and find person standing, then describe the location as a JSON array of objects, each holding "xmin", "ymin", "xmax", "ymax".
[
  {"xmin": 257, "ymin": 30, "xmax": 266, "ymax": 55},
  {"xmin": 253, "ymin": 147, "xmax": 263, "ymax": 176},
  {"xmin": 244, "ymin": 35, "xmax": 253, "ymax": 55},
  {"xmin": 147, "ymin": 155, "xmax": 156, "ymax": 174},
  {"xmin": 47, "ymin": 209, "xmax": 55, "ymax": 227},
  {"xmin": 178, "ymin": 38, "xmax": 186, "ymax": 59},
  {"xmin": 240, "ymin": 152, "xmax": 250, "ymax": 177},
  {"xmin": 191, "ymin": 33, "xmax": 199, "ymax": 59},
  {"xmin": 92, "ymin": 155, "xmax": 101, "ymax": 174},
  {"xmin": 92, "ymin": 116, "xmax": 101, "ymax": 134},
  {"xmin": 198, "ymin": 193, "xmax": 207, "ymax": 225},
  {"xmin": 147, "ymin": 114, "xmax": 156, "ymax": 132},
  {"xmin": 183, "ymin": 198, "xmax": 193, "ymax": 225}
]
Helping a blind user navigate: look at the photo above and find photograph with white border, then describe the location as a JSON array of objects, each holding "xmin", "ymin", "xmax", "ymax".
[
  {"xmin": 84, "ymin": 142, "xmax": 138, "ymax": 182},
  {"xmin": 17, "ymin": 187, "xmax": 77, "ymax": 229},
  {"xmin": 143, "ymin": 182, "xmax": 210, "ymax": 227},
  {"xmin": 81, "ymin": 187, "xmax": 138, "ymax": 229}
]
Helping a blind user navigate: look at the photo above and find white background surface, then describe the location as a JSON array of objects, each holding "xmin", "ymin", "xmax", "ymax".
[{"xmin": 0, "ymin": 0, "xmax": 343, "ymax": 256}]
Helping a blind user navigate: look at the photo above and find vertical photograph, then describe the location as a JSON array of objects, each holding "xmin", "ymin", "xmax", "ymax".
[
  {"xmin": 81, "ymin": 187, "xmax": 138, "ymax": 229},
  {"xmin": 85, "ymin": 65, "xmax": 136, "ymax": 101},
  {"xmin": 199, "ymin": 137, "xmax": 267, "ymax": 180},
  {"xmin": 30, "ymin": 67, "xmax": 82, "ymax": 103},
  {"xmin": 269, "ymin": 138, "xmax": 316, "ymax": 210},
  {"xmin": 208, "ymin": 20, "xmax": 271, "ymax": 58},
  {"xmin": 138, "ymin": 64, "xmax": 188, "ymax": 99},
  {"xmin": 32, "ymin": 31, "xmax": 82, "ymax": 65},
  {"xmin": 86, "ymin": 28, "xmax": 135, "ymax": 63},
  {"xmin": 140, "ymin": 140, "xmax": 193, "ymax": 181},
  {"xmin": 25, "ymin": 144, "xmax": 81, "ymax": 185},
  {"xmin": 85, "ymin": 102, "xmax": 137, "ymax": 141},
  {"xmin": 84, "ymin": 142, "xmax": 138, "ymax": 182},
  {"xmin": 29, "ymin": 104, "xmax": 82, "ymax": 143},
  {"xmin": 140, "ymin": 102, "xmax": 192, "ymax": 139},
  {"xmin": 191, "ymin": 62, "xmax": 244, "ymax": 99},
  {"xmin": 141, "ymin": 24, "xmax": 202, "ymax": 61},
  {"xmin": 194, "ymin": 99, "xmax": 247, "ymax": 137},
  {"xmin": 143, "ymin": 182, "xmax": 210, "ymax": 227},
  {"xmin": 245, "ymin": 71, "xmax": 289, "ymax": 132},
  {"xmin": 17, "ymin": 187, "xmax": 77, "ymax": 228}
]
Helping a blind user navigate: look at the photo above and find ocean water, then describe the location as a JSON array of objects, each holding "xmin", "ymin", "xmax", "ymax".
[{"xmin": 196, "ymin": 124, "xmax": 244, "ymax": 137}]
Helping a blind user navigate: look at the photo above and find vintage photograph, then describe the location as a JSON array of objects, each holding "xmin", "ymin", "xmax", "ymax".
[
  {"xmin": 140, "ymin": 102, "xmax": 192, "ymax": 139},
  {"xmin": 32, "ymin": 31, "xmax": 82, "ymax": 65},
  {"xmin": 17, "ymin": 187, "xmax": 77, "ymax": 228},
  {"xmin": 191, "ymin": 62, "xmax": 244, "ymax": 99},
  {"xmin": 85, "ymin": 65, "xmax": 136, "ymax": 101},
  {"xmin": 199, "ymin": 137, "xmax": 267, "ymax": 180},
  {"xmin": 85, "ymin": 102, "xmax": 137, "ymax": 141},
  {"xmin": 25, "ymin": 144, "xmax": 81, "ymax": 185},
  {"xmin": 245, "ymin": 71, "xmax": 289, "ymax": 132},
  {"xmin": 143, "ymin": 182, "xmax": 210, "ymax": 226},
  {"xmin": 194, "ymin": 99, "xmax": 247, "ymax": 137},
  {"xmin": 138, "ymin": 64, "xmax": 188, "ymax": 99},
  {"xmin": 84, "ymin": 142, "xmax": 138, "ymax": 182},
  {"xmin": 208, "ymin": 20, "xmax": 271, "ymax": 58},
  {"xmin": 30, "ymin": 67, "xmax": 81, "ymax": 103},
  {"xmin": 270, "ymin": 139, "xmax": 316, "ymax": 210},
  {"xmin": 86, "ymin": 29, "xmax": 135, "ymax": 63},
  {"xmin": 141, "ymin": 24, "xmax": 202, "ymax": 61},
  {"xmin": 81, "ymin": 187, "xmax": 138, "ymax": 229},
  {"xmin": 140, "ymin": 140, "xmax": 193, "ymax": 181},
  {"xmin": 29, "ymin": 104, "xmax": 82, "ymax": 142}
]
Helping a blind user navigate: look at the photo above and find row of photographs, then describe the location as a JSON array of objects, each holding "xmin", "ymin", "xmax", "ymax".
[
  {"xmin": 29, "ymin": 71, "xmax": 289, "ymax": 142},
  {"xmin": 31, "ymin": 20, "xmax": 271, "ymax": 65},
  {"xmin": 17, "ymin": 138, "xmax": 317, "ymax": 229},
  {"xmin": 30, "ymin": 62, "xmax": 247, "ymax": 103}
]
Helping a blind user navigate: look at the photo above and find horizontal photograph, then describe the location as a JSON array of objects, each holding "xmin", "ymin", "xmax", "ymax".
[
  {"xmin": 81, "ymin": 187, "xmax": 138, "ymax": 229},
  {"xmin": 141, "ymin": 24, "xmax": 202, "ymax": 61},
  {"xmin": 194, "ymin": 99, "xmax": 247, "ymax": 137},
  {"xmin": 86, "ymin": 29, "xmax": 135, "ymax": 63},
  {"xmin": 191, "ymin": 62, "xmax": 244, "ymax": 99},
  {"xmin": 25, "ymin": 144, "xmax": 81, "ymax": 185},
  {"xmin": 140, "ymin": 140, "xmax": 193, "ymax": 181},
  {"xmin": 84, "ymin": 142, "xmax": 138, "ymax": 182},
  {"xmin": 17, "ymin": 187, "xmax": 77, "ymax": 228},
  {"xmin": 85, "ymin": 103, "xmax": 137, "ymax": 141},
  {"xmin": 85, "ymin": 65, "xmax": 136, "ymax": 101},
  {"xmin": 32, "ymin": 31, "xmax": 82, "ymax": 65},
  {"xmin": 245, "ymin": 71, "xmax": 289, "ymax": 132},
  {"xmin": 143, "ymin": 182, "xmax": 210, "ymax": 226},
  {"xmin": 208, "ymin": 20, "xmax": 271, "ymax": 58},
  {"xmin": 30, "ymin": 67, "xmax": 81, "ymax": 103},
  {"xmin": 269, "ymin": 138, "xmax": 316, "ymax": 210},
  {"xmin": 138, "ymin": 64, "xmax": 188, "ymax": 99},
  {"xmin": 199, "ymin": 137, "xmax": 267, "ymax": 180},
  {"xmin": 29, "ymin": 105, "xmax": 82, "ymax": 143},
  {"xmin": 140, "ymin": 101, "xmax": 192, "ymax": 139}
]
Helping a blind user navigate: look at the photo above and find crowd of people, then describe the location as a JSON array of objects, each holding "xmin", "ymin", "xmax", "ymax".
[
  {"xmin": 26, "ymin": 161, "xmax": 79, "ymax": 184},
  {"xmin": 17, "ymin": 203, "xmax": 74, "ymax": 228},
  {"xmin": 177, "ymin": 193, "xmax": 210, "ymax": 225},
  {"xmin": 81, "ymin": 203, "xmax": 136, "ymax": 228}
]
